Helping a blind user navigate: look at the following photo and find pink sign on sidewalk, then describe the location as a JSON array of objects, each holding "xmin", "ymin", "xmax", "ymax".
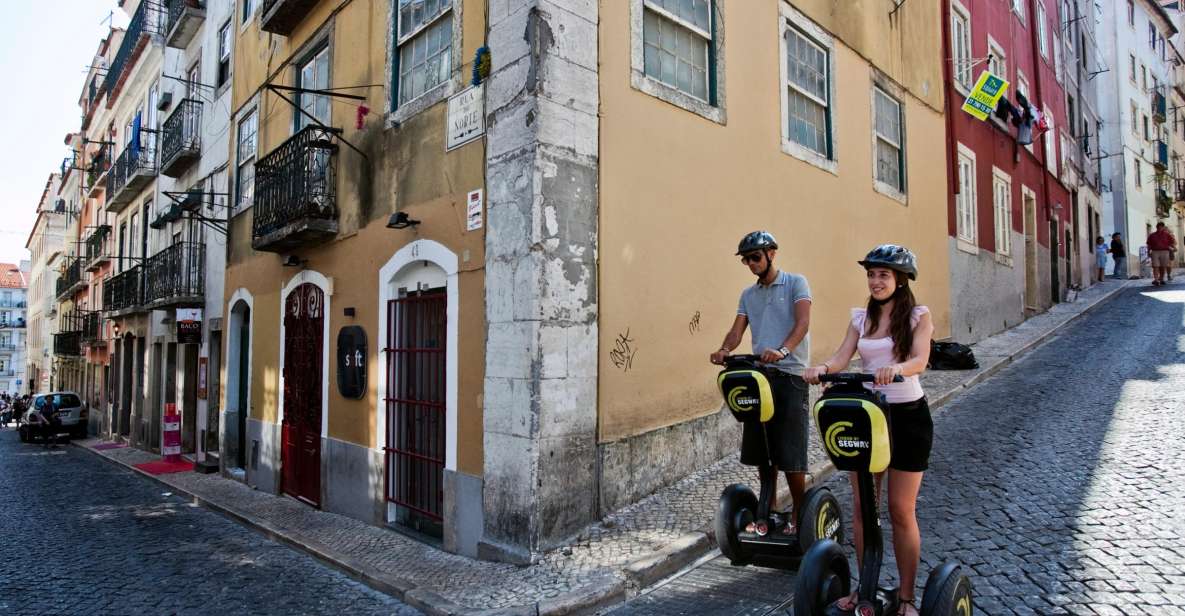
[{"xmin": 163, "ymin": 403, "xmax": 181, "ymax": 462}]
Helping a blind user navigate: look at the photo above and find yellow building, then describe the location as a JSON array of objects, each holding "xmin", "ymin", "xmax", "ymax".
[{"xmin": 223, "ymin": 0, "xmax": 950, "ymax": 563}]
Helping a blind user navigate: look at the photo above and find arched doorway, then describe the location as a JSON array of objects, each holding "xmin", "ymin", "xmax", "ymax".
[
  {"xmin": 225, "ymin": 294, "xmax": 252, "ymax": 472},
  {"xmin": 281, "ymin": 282, "xmax": 324, "ymax": 507}
]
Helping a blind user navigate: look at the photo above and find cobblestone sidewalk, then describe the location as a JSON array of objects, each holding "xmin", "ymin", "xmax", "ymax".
[{"xmin": 74, "ymin": 278, "xmax": 1134, "ymax": 616}]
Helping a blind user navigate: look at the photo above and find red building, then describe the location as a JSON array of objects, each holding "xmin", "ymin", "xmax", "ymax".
[{"xmin": 943, "ymin": 0, "xmax": 1078, "ymax": 343}]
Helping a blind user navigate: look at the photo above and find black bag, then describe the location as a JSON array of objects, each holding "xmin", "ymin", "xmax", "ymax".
[{"xmin": 928, "ymin": 340, "xmax": 979, "ymax": 370}]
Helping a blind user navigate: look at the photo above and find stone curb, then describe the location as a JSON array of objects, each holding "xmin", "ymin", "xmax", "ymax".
[{"xmin": 68, "ymin": 281, "xmax": 1135, "ymax": 616}]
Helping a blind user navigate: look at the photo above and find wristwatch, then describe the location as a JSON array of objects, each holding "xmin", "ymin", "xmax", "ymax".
[{"xmin": 776, "ymin": 346, "xmax": 790, "ymax": 359}]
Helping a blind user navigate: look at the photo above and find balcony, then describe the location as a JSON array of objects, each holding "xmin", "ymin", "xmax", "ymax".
[
  {"xmin": 87, "ymin": 146, "xmax": 110, "ymax": 198},
  {"xmin": 142, "ymin": 241, "xmax": 205, "ymax": 310},
  {"xmin": 0, "ymin": 319, "xmax": 26, "ymax": 330},
  {"xmin": 252, "ymin": 125, "xmax": 340, "ymax": 252},
  {"xmin": 0, "ymin": 342, "xmax": 18, "ymax": 352},
  {"xmin": 160, "ymin": 98, "xmax": 202, "ymax": 177},
  {"xmin": 103, "ymin": 267, "xmax": 143, "ymax": 316},
  {"xmin": 56, "ymin": 258, "xmax": 86, "ymax": 301},
  {"xmin": 53, "ymin": 332, "xmax": 82, "ymax": 358},
  {"xmin": 104, "ymin": 0, "xmax": 159, "ymax": 106},
  {"xmin": 1155, "ymin": 140, "xmax": 1169, "ymax": 170},
  {"xmin": 1153, "ymin": 90, "xmax": 1167, "ymax": 124},
  {"xmin": 1176, "ymin": 178, "xmax": 1185, "ymax": 204},
  {"xmin": 106, "ymin": 141, "xmax": 158, "ymax": 211},
  {"xmin": 166, "ymin": 0, "xmax": 205, "ymax": 48},
  {"xmin": 84, "ymin": 226, "xmax": 112, "ymax": 271},
  {"xmin": 260, "ymin": 0, "xmax": 322, "ymax": 35},
  {"xmin": 81, "ymin": 311, "xmax": 103, "ymax": 346},
  {"xmin": 0, "ymin": 300, "xmax": 26, "ymax": 309}
]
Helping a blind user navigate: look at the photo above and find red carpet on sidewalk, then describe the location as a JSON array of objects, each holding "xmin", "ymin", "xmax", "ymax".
[{"xmin": 133, "ymin": 459, "xmax": 194, "ymax": 475}]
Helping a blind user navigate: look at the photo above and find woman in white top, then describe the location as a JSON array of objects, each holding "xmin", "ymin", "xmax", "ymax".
[{"xmin": 804, "ymin": 244, "xmax": 934, "ymax": 616}]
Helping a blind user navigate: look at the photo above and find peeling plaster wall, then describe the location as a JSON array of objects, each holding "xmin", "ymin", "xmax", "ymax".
[{"xmin": 481, "ymin": 0, "xmax": 600, "ymax": 564}]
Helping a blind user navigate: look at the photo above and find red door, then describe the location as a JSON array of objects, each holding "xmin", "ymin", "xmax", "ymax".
[
  {"xmin": 282, "ymin": 283, "xmax": 323, "ymax": 507},
  {"xmin": 384, "ymin": 290, "xmax": 446, "ymax": 535}
]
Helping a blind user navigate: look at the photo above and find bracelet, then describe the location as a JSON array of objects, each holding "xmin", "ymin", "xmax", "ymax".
[{"xmin": 821, "ymin": 361, "xmax": 832, "ymax": 373}]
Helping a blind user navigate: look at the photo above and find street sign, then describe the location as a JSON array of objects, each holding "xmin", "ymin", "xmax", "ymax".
[
  {"xmin": 446, "ymin": 85, "xmax": 485, "ymax": 151},
  {"xmin": 961, "ymin": 70, "xmax": 1010, "ymax": 121}
]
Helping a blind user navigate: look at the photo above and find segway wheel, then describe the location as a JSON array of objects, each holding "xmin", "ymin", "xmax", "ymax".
[
  {"xmin": 793, "ymin": 539, "xmax": 850, "ymax": 616},
  {"xmin": 920, "ymin": 562, "xmax": 973, "ymax": 616},
  {"xmin": 715, "ymin": 483, "xmax": 758, "ymax": 565},
  {"xmin": 796, "ymin": 486, "xmax": 844, "ymax": 552}
]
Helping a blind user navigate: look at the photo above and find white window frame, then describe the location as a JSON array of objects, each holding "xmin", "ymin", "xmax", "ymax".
[
  {"xmin": 295, "ymin": 45, "xmax": 331, "ymax": 132},
  {"xmin": 217, "ymin": 19, "xmax": 233, "ymax": 90},
  {"xmin": 1053, "ymin": 30, "xmax": 1062, "ymax": 83},
  {"xmin": 956, "ymin": 142, "xmax": 978, "ymax": 253},
  {"xmin": 1129, "ymin": 54, "xmax": 1137, "ymax": 83},
  {"xmin": 993, "ymin": 167, "xmax": 1014, "ymax": 263},
  {"xmin": 871, "ymin": 79, "xmax": 907, "ymax": 202},
  {"xmin": 778, "ymin": 4, "xmax": 837, "ymax": 174},
  {"xmin": 951, "ymin": 0, "xmax": 973, "ymax": 93},
  {"xmin": 1135, "ymin": 156, "xmax": 1143, "ymax": 188},
  {"xmin": 387, "ymin": 0, "xmax": 462, "ymax": 126},
  {"xmin": 987, "ymin": 36, "xmax": 1007, "ymax": 82},
  {"xmin": 1037, "ymin": 1, "xmax": 1049, "ymax": 59},
  {"xmin": 1128, "ymin": 0, "xmax": 1135, "ymax": 27},
  {"xmin": 1017, "ymin": 71, "xmax": 1033, "ymax": 152},
  {"xmin": 234, "ymin": 106, "xmax": 258, "ymax": 215},
  {"xmin": 630, "ymin": 0, "xmax": 725, "ymax": 124},
  {"xmin": 1044, "ymin": 106, "xmax": 1056, "ymax": 174},
  {"xmin": 1131, "ymin": 101, "xmax": 1139, "ymax": 136},
  {"xmin": 641, "ymin": 0, "xmax": 713, "ymax": 102},
  {"xmin": 1013, "ymin": 0, "xmax": 1026, "ymax": 22}
]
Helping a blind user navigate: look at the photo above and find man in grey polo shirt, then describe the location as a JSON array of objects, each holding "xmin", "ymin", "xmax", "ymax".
[{"xmin": 710, "ymin": 231, "xmax": 812, "ymax": 533}]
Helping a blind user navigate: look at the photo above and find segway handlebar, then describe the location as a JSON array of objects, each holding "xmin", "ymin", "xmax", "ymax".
[{"xmin": 818, "ymin": 372, "xmax": 904, "ymax": 384}]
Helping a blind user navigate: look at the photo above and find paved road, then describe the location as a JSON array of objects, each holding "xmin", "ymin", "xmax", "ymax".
[
  {"xmin": 0, "ymin": 430, "xmax": 420, "ymax": 615},
  {"xmin": 609, "ymin": 282, "xmax": 1185, "ymax": 615}
]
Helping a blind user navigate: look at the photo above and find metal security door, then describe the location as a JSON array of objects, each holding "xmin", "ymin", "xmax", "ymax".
[
  {"xmin": 384, "ymin": 290, "xmax": 446, "ymax": 535},
  {"xmin": 282, "ymin": 283, "xmax": 323, "ymax": 507}
]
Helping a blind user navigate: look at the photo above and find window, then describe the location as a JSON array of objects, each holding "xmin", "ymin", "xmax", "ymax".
[
  {"xmin": 784, "ymin": 25, "xmax": 831, "ymax": 158},
  {"xmin": 956, "ymin": 145, "xmax": 977, "ymax": 245},
  {"xmin": 951, "ymin": 1, "xmax": 972, "ymax": 90},
  {"xmin": 1129, "ymin": 54, "xmax": 1137, "ymax": 83},
  {"xmin": 187, "ymin": 62, "xmax": 201, "ymax": 99},
  {"xmin": 1037, "ymin": 2, "xmax": 1048, "ymax": 58},
  {"xmin": 242, "ymin": 0, "xmax": 255, "ymax": 24},
  {"xmin": 129, "ymin": 212, "xmax": 139, "ymax": 260},
  {"xmin": 236, "ymin": 109, "xmax": 258, "ymax": 211},
  {"xmin": 1135, "ymin": 157, "xmax": 1142, "ymax": 187},
  {"xmin": 218, "ymin": 21, "xmax": 232, "ymax": 88},
  {"xmin": 296, "ymin": 46, "xmax": 330, "ymax": 130},
  {"xmin": 1149, "ymin": 23, "xmax": 1157, "ymax": 50},
  {"xmin": 988, "ymin": 37, "xmax": 1007, "ymax": 82},
  {"xmin": 873, "ymin": 87, "xmax": 905, "ymax": 193},
  {"xmin": 395, "ymin": 0, "xmax": 452, "ymax": 107},
  {"xmin": 1080, "ymin": 32, "xmax": 1088, "ymax": 70},
  {"xmin": 1128, "ymin": 0, "xmax": 1135, "ymax": 26},
  {"xmin": 1144, "ymin": 114, "xmax": 1150, "ymax": 141},
  {"xmin": 1044, "ymin": 107, "xmax": 1056, "ymax": 173},
  {"xmin": 1013, "ymin": 0, "xmax": 1026, "ymax": 21},
  {"xmin": 642, "ymin": 0, "xmax": 712, "ymax": 102},
  {"xmin": 1131, "ymin": 101, "xmax": 1139, "ymax": 135},
  {"xmin": 1053, "ymin": 33, "xmax": 1062, "ymax": 82},
  {"xmin": 993, "ymin": 173, "xmax": 1012, "ymax": 258},
  {"xmin": 1142, "ymin": 64, "xmax": 1147, "ymax": 90}
]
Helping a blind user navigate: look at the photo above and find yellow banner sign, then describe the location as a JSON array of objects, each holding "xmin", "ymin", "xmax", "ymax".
[{"xmin": 961, "ymin": 70, "xmax": 1010, "ymax": 121}]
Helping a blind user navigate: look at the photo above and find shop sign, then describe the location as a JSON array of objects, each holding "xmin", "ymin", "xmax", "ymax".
[
  {"xmin": 337, "ymin": 326, "xmax": 367, "ymax": 400},
  {"xmin": 177, "ymin": 308, "xmax": 202, "ymax": 344},
  {"xmin": 163, "ymin": 403, "xmax": 181, "ymax": 461}
]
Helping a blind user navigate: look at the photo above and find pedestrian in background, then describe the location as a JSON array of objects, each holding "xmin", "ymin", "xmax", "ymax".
[
  {"xmin": 1094, "ymin": 236, "xmax": 1108, "ymax": 283},
  {"xmin": 1147, "ymin": 222, "xmax": 1175, "ymax": 286},
  {"xmin": 1110, "ymin": 233, "xmax": 1127, "ymax": 280}
]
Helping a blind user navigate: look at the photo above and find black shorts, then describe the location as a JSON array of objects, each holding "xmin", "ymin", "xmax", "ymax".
[
  {"xmin": 888, "ymin": 397, "xmax": 933, "ymax": 472},
  {"xmin": 740, "ymin": 372, "xmax": 809, "ymax": 471}
]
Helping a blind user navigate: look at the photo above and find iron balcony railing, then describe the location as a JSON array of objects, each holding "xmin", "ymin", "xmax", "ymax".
[
  {"xmin": 0, "ymin": 300, "xmax": 26, "ymax": 308},
  {"xmin": 0, "ymin": 342, "xmax": 18, "ymax": 352},
  {"xmin": 166, "ymin": 0, "xmax": 206, "ymax": 48},
  {"xmin": 104, "ymin": 0, "xmax": 159, "ymax": 102},
  {"xmin": 56, "ymin": 258, "xmax": 84, "ymax": 300},
  {"xmin": 87, "ymin": 145, "xmax": 110, "ymax": 195},
  {"xmin": 103, "ymin": 267, "xmax": 143, "ymax": 313},
  {"xmin": 0, "ymin": 370, "xmax": 16, "ymax": 377},
  {"xmin": 81, "ymin": 311, "xmax": 103, "ymax": 345},
  {"xmin": 252, "ymin": 125, "xmax": 340, "ymax": 249},
  {"xmin": 1156, "ymin": 140, "xmax": 1169, "ymax": 170},
  {"xmin": 53, "ymin": 332, "xmax": 82, "ymax": 357},
  {"xmin": 0, "ymin": 319, "xmax": 26, "ymax": 329},
  {"xmin": 143, "ymin": 241, "xmax": 205, "ymax": 308},
  {"xmin": 84, "ymin": 226, "xmax": 111, "ymax": 270},
  {"xmin": 160, "ymin": 98, "xmax": 202, "ymax": 177},
  {"xmin": 260, "ymin": 0, "xmax": 322, "ymax": 35},
  {"xmin": 107, "ymin": 140, "xmax": 158, "ymax": 209},
  {"xmin": 1153, "ymin": 90, "xmax": 1168, "ymax": 123}
]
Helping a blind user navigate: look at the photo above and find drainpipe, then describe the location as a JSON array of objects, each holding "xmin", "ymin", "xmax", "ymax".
[{"xmin": 941, "ymin": 0, "xmax": 960, "ymax": 237}]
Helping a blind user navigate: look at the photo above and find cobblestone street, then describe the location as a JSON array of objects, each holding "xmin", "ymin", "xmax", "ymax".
[
  {"xmin": 0, "ymin": 430, "xmax": 420, "ymax": 615},
  {"xmin": 611, "ymin": 282, "xmax": 1185, "ymax": 615}
]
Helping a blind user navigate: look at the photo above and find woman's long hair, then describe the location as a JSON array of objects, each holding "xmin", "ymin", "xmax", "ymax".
[{"xmin": 864, "ymin": 270, "xmax": 917, "ymax": 362}]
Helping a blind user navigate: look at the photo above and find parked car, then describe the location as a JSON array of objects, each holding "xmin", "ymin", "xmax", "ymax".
[{"xmin": 17, "ymin": 392, "xmax": 87, "ymax": 442}]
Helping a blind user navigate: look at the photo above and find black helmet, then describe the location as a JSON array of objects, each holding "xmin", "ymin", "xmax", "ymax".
[
  {"xmin": 858, "ymin": 244, "xmax": 918, "ymax": 280},
  {"xmin": 736, "ymin": 231, "xmax": 778, "ymax": 255}
]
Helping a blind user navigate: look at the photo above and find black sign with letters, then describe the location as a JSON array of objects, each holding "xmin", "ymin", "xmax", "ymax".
[
  {"xmin": 177, "ymin": 319, "xmax": 202, "ymax": 344},
  {"xmin": 337, "ymin": 326, "xmax": 367, "ymax": 400}
]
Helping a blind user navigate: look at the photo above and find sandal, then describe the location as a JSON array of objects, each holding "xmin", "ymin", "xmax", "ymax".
[{"xmin": 897, "ymin": 598, "xmax": 918, "ymax": 616}]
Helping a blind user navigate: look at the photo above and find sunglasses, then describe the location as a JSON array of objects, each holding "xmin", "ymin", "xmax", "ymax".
[{"xmin": 741, "ymin": 253, "xmax": 765, "ymax": 264}]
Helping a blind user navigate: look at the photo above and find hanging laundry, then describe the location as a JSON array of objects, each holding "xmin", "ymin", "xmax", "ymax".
[
  {"xmin": 130, "ymin": 112, "xmax": 142, "ymax": 158},
  {"xmin": 994, "ymin": 97, "xmax": 1014, "ymax": 122}
]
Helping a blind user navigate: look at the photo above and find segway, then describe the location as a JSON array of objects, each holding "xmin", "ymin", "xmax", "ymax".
[
  {"xmin": 714, "ymin": 355, "xmax": 845, "ymax": 570},
  {"xmin": 794, "ymin": 373, "xmax": 973, "ymax": 616}
]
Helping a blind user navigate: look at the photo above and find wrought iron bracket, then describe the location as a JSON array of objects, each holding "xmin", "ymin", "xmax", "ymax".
[
  {"xmin": 266, "ymin": 84, "xmax": 369, "ymax": 160},
  {"xmin": 162, "ymin": 190, "xmax": 228, "ymax": 237}
]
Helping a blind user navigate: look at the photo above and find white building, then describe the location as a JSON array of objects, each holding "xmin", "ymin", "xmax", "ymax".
[
  {"xmin": 0, "ymin": 262, "xmax": 30, "ymax": 395},
  {"xmin": 24, "ymin": 174, "xmax": 66, "ymax": 395},
  {"xmin": 1097, "ymin": 0, "xmax": 1178, "ymax": 277}
]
